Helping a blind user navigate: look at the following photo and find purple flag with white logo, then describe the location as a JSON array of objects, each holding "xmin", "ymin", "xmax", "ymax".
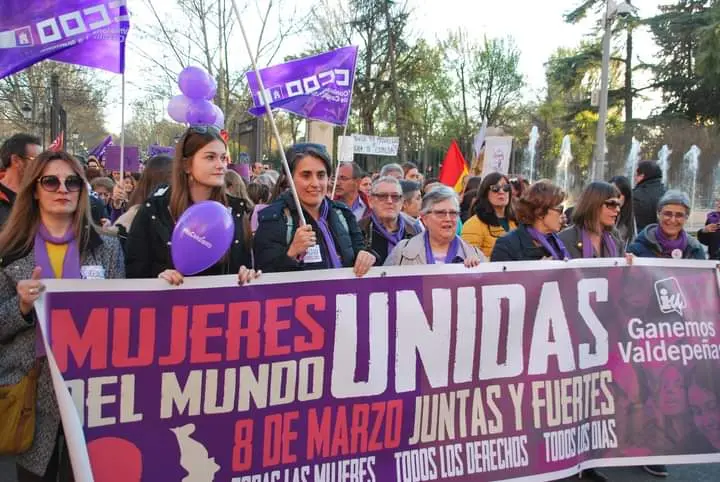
[
  {"xmin": 246, "ymin": 46, "xmax": 358, "ymax": 126},
  {"xmin": 0, "ymin": 0, "xmax": 130, "ymax": 80},
  {"xmin": 88, "ymin": 134, "xmax": 113, "ymax": 158}
]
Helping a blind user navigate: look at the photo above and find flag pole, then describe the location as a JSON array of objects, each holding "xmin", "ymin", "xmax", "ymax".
[
  {"xmin": 330, "ymin": 51, "xmax": 359, "ymax": 200},
  {"xmin": 229, "ymin": 0, "xmax": 306, "ymax": 226},
  {"xmin": 119, "ymin": 72, "xmax": 126, "ymax": 183}
]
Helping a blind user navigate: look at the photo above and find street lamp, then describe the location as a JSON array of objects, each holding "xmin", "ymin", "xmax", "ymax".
[{"xmin": 591, "ymin": 0, "xmax": 637, "ymax": 181}]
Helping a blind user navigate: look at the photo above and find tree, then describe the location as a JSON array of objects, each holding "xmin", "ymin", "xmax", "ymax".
[{"xmin": 124, "ymin": 97, "xmax": 185, "ymax": 151}]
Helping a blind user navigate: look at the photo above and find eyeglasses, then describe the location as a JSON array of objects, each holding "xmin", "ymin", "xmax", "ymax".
[
  {"xmin": 489, "ymin": 184, "xmax": 511, "ymax": 193},
  {"xmin": 603, "ymin": 200, "xmax": 623, "ymax": 210},
  {"xmin": 428, "ymin": 209, "xmax": 460, "ymax": 219},
  {"xmin": 38, "ymin": 175, "xmax": 84, "ymax": 193},
  {"xmin": 660, "ymin": 211, "xmax": 687, "ymax": 220},
  {"xmin": 549, "ymin": 205, "xmax": 564, "ymax": 214},
  {"xmin": 371, "ymin": 192, "xmax": 403, "ymax": 202}
]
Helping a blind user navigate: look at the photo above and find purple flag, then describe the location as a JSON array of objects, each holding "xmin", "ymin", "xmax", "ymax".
[
  {"xmin": 88, "ymin": 135, "xmax": 113, "ymax": 158},
  {"xmin": 0, "ymin": 0, "xmax": 129, "ymax": 80},
  {"xmin": 147, "ymin": 144, "xmax": 175, "ymax": 158},
  {"xmin": 104, "ymin": 145, "xmax": 139, "ymax": 172},
  {"xmin": 246, "ymin": 46, "xmax": 358, "ymax": 126}
]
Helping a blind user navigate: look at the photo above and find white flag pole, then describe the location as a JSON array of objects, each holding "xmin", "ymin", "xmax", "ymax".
[
  {"xmin": 119, "ymin": 72, "xmax": 126, "ymax": 182},
  {"xmin": 229, "ymin": 0, "xmax": 306, "ymax": 225},
  {"xmin": 331, "ymin": 51, "xmax": 359, "ymax": 200}
]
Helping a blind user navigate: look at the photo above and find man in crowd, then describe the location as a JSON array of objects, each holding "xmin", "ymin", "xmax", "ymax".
[
  {"xmin": 334, "ymin": 161, "xmax": 370, "ymax": 221},
  {"xmin": 0, "ymin": 133, "xmax": 42, "ymax": 226},
  {"xmin": 251, "ymin": 161, "xmax": 265, "ymax": 179},
  {"xmin": 633, "ymin": 161, "xmax": 666, "ymax": 232}
]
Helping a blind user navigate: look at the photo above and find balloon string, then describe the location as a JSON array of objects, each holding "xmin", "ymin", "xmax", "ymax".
[{"xmin": 229, "ymin": 0, "xmax": 306, "ymax": 226}]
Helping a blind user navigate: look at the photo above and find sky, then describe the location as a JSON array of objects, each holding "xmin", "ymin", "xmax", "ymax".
[{"xmin": 105, "ymin": 0, "xmax": 666, "ymax": 133}]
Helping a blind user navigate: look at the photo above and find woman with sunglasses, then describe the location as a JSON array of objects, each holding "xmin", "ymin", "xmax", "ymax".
[
  {"xmin": 253, "ymin": 143, "xmax": 376, "ymax": 276},
  {"xmin": 461, "ymin": 172, "xmax": 517, "ymax": 258},
  {"xmin": 559, "ymin": 181, "xmax": 625, "ymax": 260},
  {"xmin": 0, "ymin": 151, "xmax": 124, "ymax": 481},
  {"xmin": 491, "ymin": 180, "xmax": 569, "ymax": 262},
  {"xmin": 125, "ymin": 126, "xmax": 259, "ymax": 284},
  {"xmin": 384, "ymin": 185, "xmax": 483, "ymax": 266},
  {"xmin": 627, "ymin": 190, "xmax": 705, "ymax": 260}
]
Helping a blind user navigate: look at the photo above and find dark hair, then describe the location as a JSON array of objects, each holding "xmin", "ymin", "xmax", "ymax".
[
  {"xmin": 286, "ymin": 143, "xmax": 332, "ymax": 176},
  {"xmin": 270, "ymin": 173, "xmax": 290, "ymax": 201},
  {"xmin": 399, "ymin": 179, "xmax": 421, "ymax": 197},
  {"xmin": 571, "ymin": 181, "xmax": 621, "ymax": 232},
  {"xmin": 462, "ymin": 176, "xmax": 482, "ymax": 197},
  {"xmin": 609, "ymin": 175, "xmax": 635, "ymax": 240},
  {"xmin": 90, "ymin": 176, "xmax": 115, "ymax": 192},
  {"xmin": 0, "ymin": 133, "xmax": 42, "ymax": 169},
  {"xmin": 515, "ymin": 179, "xmax": 565, "ymax": 224},
  {"xmin": 472, "ymin": 172, "xmax": 516, "ymax": 226},
  {"xmin": 402, "ymin": 162, "xmax": 418, "ymax": 176},
  {"xmin": 247, "ymin": 182, "xmax": 271, "ymax": 205},
  {"xmin": 423, "ymin": 177, "xmax": 439, "ymax": 190},
  {"xmin": 129, "ymin": 154, "xmax": 172, "ymax": 207},
  {"xmin": 85, "ymin": 166, "xmax": 104, "ymax": 182},
  {"xmin": 636, "ymin": 161, "xmax": 662, "ymax": 181}
]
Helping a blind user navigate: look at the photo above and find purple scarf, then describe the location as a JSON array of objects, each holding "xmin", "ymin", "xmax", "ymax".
[
  {"xmin": 526, "ymin": 226, "xmax": 571, "ymax": 260},
  {"xmin": 423, "ymin": 231, "xmax": 460, "ymax": 264},
  {"xmin": 371, "ymin": 212, "xmax": 405, "ymax": 251},
  {"xmin": 317, "ymin": 199, "xmax": 343, "ymax": 268},
  {"xmin": 655, "ymin": 226, "xmax": 688, "ymax": 257},
  {"xmin": 33, "ymin": 224, "xmax": 81, "ymax": 279},
  {"xmin": 581, "ymin": 229, "xmax": 618, "ymax": 258}
]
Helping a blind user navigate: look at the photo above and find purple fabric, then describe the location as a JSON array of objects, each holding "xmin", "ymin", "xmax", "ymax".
[
  {"xmin": 33, "ymin": 224, "xmax": 81, "ymax": 279},
  {"xmin": 370, "ymin": 211, "xmax": 405, "ymax": 251},
  {"xmin": 707, "ymin": 212, "xmax": 720, "ymax": 225},
  {"xmin": 250, "ymin": 204, "xmax": 268, "ymax": 233},
  {"xmin": 423, "ymin": 230, "xmax": 460, "ymax": 264},
  {"xmin": 88, "ymin": 135, "xmax": 113, "ymax": 158},
  {"xmin": 527, "ymin": 226, "xmax": 571, "ymax": 260},
  {"xmin": 0, "ymin": 0, "xmax": 129, "ymax": 80},
  {"xmin": 317, "ymin": 199, "xmax": 342, "ymax": 268},
  {"xmin": 104, "ymin": 145, "xmax": 140, "ymax": 172},
  {"xmin": 581, "ymin": 229, "xmax": 618, "ymax": 258},
  {"xmin": 655, "ymin": 226, "xmax": 688, "ymax": 256},
  {"xmin": 147, "ymin": 144, "xmax": 174, "ymax": 158},
  {"xmin": 246, "ymin": 46, "xmax": 358, "ymax": 126}
]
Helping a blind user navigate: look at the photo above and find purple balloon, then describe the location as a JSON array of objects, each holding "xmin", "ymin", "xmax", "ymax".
[
  {"xmin": 178, "ymin": 66, "xmax": 213, "ymax": 100},
  {"xmin": 186, "ymin": 99, "xmax": 216, "ymax": 125},
  {"xmin": 212, "ymin": 104, "xmax": 225, "ymax": 129},
  {"xmin": 171, "ymin": 201, "xmax": 234, "ymax": 275},
  {"xmin": 205, "ymin": 76, "xmax": 218, "ymax": 100},
  {"xmin": 167, "ymin": 95, "xmax": 191, "ymax": 123}
]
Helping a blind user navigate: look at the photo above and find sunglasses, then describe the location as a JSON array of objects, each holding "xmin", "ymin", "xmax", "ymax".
[
  {"xmin": 371, "ymin": 192, "xmax": 403, "ymax": 202},
  {"xmin": 38, "ymin": 175, "xmax": 84, "ymax": 193},
  {"xmin": 489, "ymin": 184, "xmax": 511, "ymax": 193},
  {"xmin": 603, "ymin": 200, "xmax": 623, "ymax": 210}
]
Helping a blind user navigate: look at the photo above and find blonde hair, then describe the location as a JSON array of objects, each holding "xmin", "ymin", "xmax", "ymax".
[{"xmin": 0, "ymin": 151, "xmax": 95, "ymax": 259}]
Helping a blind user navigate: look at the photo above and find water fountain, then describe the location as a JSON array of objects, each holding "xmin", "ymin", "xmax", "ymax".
[
  {"xmin": 658, "ymin": 145, "xmax": 671, "ymax": 185},
  {"xmin": 555, "ymin": 135, "xmax": 572, "ymax": 195},
  {"xmin": 625, "ymin": 137, "xmax": 641, "ymax": 185},
  {"xmin": 683, "ymin": 145, "xmax": 700, "ymax": 214},
  {"xmin": 525, "ymin": 126, "xmax": 539, "ymax": 182}
]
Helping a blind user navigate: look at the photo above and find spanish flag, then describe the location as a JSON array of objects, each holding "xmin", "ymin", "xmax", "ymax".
[{"xmin": 439, "ymin": 140, "xmax": 469, "ymax": 193}]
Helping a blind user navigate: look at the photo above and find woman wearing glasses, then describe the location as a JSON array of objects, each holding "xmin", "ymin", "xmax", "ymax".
[
  {"xmin": 0, "ymin": 151, "xmax": 124, "ymax": 481},
  {"xmin": 491, "ymin": 180, "xmax": 568, "ymax": 262},
  {"xmin": 559, "ymin": 181, "xmax": 625, "ymax": 259},
  {"xmin": 253, "ymin": 143, "xmax": 376, "ymax": 275},
  {"xmin": 125, "ymin": 126, "xmax": 259, "ymax": 284},
  {"xmin": 627, "ymin": 190, "xmax": 705, "ymax": 260},
  {"xmin": 384, "ymin": 185, "xmax": 483, "ymax": 266},
  {"xmin": 461, "ymin": 172, "xmax": 517, "ymax": 258}
]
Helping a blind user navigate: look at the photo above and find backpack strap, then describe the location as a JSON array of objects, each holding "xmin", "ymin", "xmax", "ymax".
[{"xmin": 283, "ymin": 207, "xmax": 296, "ymax": 246}]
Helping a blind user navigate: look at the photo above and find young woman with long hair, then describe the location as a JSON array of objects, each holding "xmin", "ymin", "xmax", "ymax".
[{"xmin": 461, "ymin": 172, "xmax": 517, "ymax": 257}]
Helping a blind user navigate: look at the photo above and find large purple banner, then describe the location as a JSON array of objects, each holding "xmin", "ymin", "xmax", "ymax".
[
  {"xmin": 246, "ymin": 46, "xmax": 358, "ymax": 126},
  {"xmin": 37, "ymin": 259, "xmax": 720, "ymax": 481},
  {"xmin": 0, "ymin": 0, "xmax": 129, "ymax": 80}
]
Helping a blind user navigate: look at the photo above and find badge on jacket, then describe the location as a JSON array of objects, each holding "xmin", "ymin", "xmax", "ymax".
[{"xmin": 81, "ymin": 265, "xmax": 106, "ymax": 280}]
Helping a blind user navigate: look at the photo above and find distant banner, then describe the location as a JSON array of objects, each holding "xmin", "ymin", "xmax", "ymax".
[
  {"xmin": 146, "ymin": 144, "xmax": 174, "ymax": 158},
  {"xmin": 352, "ymin": 134, "xmax": 400, "ymax": 156},
  {"xmin": 104, "ymin": 145, "xmax": 139, "ymax": 172},
  {"xmin": 36, "ymin": 259, "xmax": 720, "ymax": 481},
  {"xmin": 0, "ymin": 0, "xmax": 130, "ymax": 80},
  {"xmin": 246, "ymin": 46, "xmax": 358, "ymax": 126},
  {"xmin": 482, "ymin": 136, "xmax": 513, "ymax": 176}
]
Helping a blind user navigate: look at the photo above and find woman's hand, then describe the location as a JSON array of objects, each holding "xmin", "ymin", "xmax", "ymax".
[
  {"xmin": 625, "ymin": 253, "xmax": 635, "ymax": 265},
  {"xmin": 111, "ymin": 184, "xmax": 127, "ymax": 209},
  {"xmin": 287, "ymin": 225, "xmax": 316, "ymax": 259},
  {"xmin": 353, "ymin": 250, "xmax": 376, "ymax": 277},
  {"xmin": 17, "ymin": 267, "xmax": 45, "ymax": 316},
  {"xmin": 464, "ymin": 256, "xmax": 481, "ymax": 268},
  {"xmin": 703, "ymin": 223, "xmax": 719, "ymax": 233},
  {"xmin": 238, "ymin": 266, "xmax": 261, "ymax": 285},
  {"xmin": 159, "ymin": 269, "xmax": 184, "ymax": 286}
]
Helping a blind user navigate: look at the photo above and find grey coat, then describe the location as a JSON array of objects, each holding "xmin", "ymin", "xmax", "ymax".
[
  {"xmin": 384, "ymin": 232, "xmax": 485, "ymax": 266},
  {"xmin": 0, "ymin": 234, "xmax": 124, "ymax": 476}
]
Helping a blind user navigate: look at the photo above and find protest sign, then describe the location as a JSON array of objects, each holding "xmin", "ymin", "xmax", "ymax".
[
  {"xmin": 36, "ymin": 258, "xmax": 720, "ymax": 481},
  {"xmin": 104, "ymin": 145, "xmax": 140, "ymax": 172},
  {"xmin": 482, "ymin": 136, "xmax": 513, "ymax": 176},
  {"xmin": 352, "ymin": 134, "xmax": 399, "ymax": 156}
]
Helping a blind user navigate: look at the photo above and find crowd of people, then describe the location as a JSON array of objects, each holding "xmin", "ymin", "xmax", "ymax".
[{"xmin": 0, "ymin": 126, "xmax": 717, "ymax": 482}]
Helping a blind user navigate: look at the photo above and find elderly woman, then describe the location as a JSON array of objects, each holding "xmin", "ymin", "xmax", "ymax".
[
  {"xmin": 628, "ymin": 190, "xmax": 705, "ymax": 260},
  {"xmin": 559, "ymin": 181, "xmax": 625, "ymax": 259},
  {"xmin": 491, "ymin": 180, "xmax": 569, "ymax": 262},
  {"xmin": 359, "ymin": 176, "xmax": 421, "ymax": 265},
  {"xmin": 384, "ymin": 185, "xmax": 483, "ymax": 266}
]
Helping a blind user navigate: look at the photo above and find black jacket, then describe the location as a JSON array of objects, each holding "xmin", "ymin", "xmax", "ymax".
[
  {"xmin": 633, "ymin": 177, "xmax": 665, "ymax": 232},
  {"xmin": 125, "ymin": 187, "xmax": 252, "ymax": 278},
  {"xmin": 698, "ymin": 220, "xmax": 720, "ymax": 260},
  {"xmin": 358, "ymin": 213, "xmax": 421, "ymax": 265},
  {"xmin": 253, "ymin": 193, "xmax": 366, "ymax": 272},
  {"xmin": 490, "ymin": 224, "xmax": 551, "ymax": 262}
]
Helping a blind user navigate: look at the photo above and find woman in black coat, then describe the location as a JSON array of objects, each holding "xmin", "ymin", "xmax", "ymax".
[{"xmin": 125, "ymin": 125, "xmax": 258, "ymax": 284}]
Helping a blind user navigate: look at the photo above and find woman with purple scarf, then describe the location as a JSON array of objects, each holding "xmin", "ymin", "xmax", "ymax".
[
  {"xmin": 491, "ymin": 180, "xmax": 570, "ymax": 262},
  {"xmin": 559, "ymin": 181, "xmax": 625, "ymax": 261},
  {"xmin": 0, "ymin": 151, "xmax": 124, "ymax": 481},
  {"xmin": 698, "ymin": 197, "xmax": 720, "ymax": 260},
  {"xmin": 628, "ymin": 190, "xmax": 705, "ymax": 260}
]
